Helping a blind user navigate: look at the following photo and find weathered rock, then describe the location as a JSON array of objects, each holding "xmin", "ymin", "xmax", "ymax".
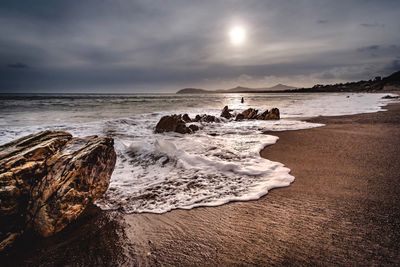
[
  {"xmin": 0, "ymin": 130, "xmax": 116, "ymax": 250},
  {"xmin": 220, "ymin": 106, "xmax": 232, "ymax": 119},
  {"xmin": 154, "ymin": 115, "xmax": 195, "ymax": 134},
  {"xmin": 188, "ymin": 124, "xmax": 200, "ymax": 132},
  {"xmin": 235, "ymin": 114, "xmax": 245, "ymax": 121},
  {"xmin": 181, "ymin": 114, "xmax": 192, "ymax": 122},
  {"xmin": 241, "ymin": 108, "xmax": 258, "ymax": 119},
  {"xmin": 193, "ymin": 114, "xmax": 220, "ymax": 123},
  {"xmin": 154, "ymin": 107, "xmax": 280, "ymax": 135},
  {"xmin": 256, "ymin": 110, "xmax": 269, "ymax": 120},
  {"xmin": 235, "ymin": 107, "xmax": 280, "ymax": 120},
  {"xmin": 265, "ymin": 108, "xmax": 280, "ymax": 120},
  {"xmin": 175, "ymin": 123, "xmax": 191, "ymax": 134},
  {"xmin": 154, "ymin": 115, "xmax": 181, "ymax": 133}
]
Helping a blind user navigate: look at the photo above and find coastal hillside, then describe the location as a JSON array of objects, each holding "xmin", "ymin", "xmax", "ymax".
[
  {"xmin": 288, "ymin": 70, "xmax": 400, "ymax": 93},
  {"xmin": 177, "ymin": 70, "xmax": 400, "ymax": 94},
  {"xmin": 383, "ymin": 70, "xmax": 400, "ymax": 86}
]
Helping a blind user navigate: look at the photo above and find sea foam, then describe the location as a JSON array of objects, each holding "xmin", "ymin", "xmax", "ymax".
[{"xmin": 0, "ymin": 93, "xmax": 397, "ymax": 213}]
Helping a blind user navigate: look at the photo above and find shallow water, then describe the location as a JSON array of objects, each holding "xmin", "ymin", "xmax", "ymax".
[{"xmin": 0, "ymin": 93, "xmax": 395, "ymax": 213}]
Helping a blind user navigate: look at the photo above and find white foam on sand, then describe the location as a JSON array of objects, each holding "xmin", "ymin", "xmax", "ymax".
[
  {"xmin": 97, "ymin": 123, "xmax": 300, "ymax": 213},
  {"xmin": 0, "ymin": 93, "xmax": 397, "ymax": 213},
  {"xmin": 96, "ymin": 93, "xmax": 397, "ymax": 213}
]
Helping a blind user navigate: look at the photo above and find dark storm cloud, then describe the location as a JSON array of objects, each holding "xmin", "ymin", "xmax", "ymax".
[{"xmin": 0, "ymin": 0, "xmax": 399, "ymax": 92}]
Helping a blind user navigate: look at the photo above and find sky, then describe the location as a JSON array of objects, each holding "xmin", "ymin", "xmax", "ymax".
[{"xmin": 0, "ymin": 0, "xmax": 399, "ymax": 93}]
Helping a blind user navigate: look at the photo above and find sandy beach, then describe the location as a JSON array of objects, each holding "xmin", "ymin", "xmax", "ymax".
[
  {"xmin": 2, "ymin": 101, "xmax": 400, "ymax": 266},
  {"xmin": 1, "ymin": 1, "xmax": 400, "ymax": 266}
]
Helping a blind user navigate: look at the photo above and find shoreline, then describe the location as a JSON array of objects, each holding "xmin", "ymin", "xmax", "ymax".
[{"xmin": 2, "ymin": 102, "xmax": 400, "ymax": 266}]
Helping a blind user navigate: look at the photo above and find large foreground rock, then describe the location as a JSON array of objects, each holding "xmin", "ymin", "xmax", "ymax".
[{"xmin": 0, "ymin": 131, "xmax": 116, "ymax": 251}]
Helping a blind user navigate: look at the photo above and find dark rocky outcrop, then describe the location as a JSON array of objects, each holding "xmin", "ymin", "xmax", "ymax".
[
  {"xmin": 264, "ymin": 108, "xmax": 280, "ymax": 120},
  {"xmin": 193, "ymin": 114, "xmax": 220, "ymax": 123},
  {"xmin": 155, "ymin": 115, "xmax": 200, "ymax": 134},
  {"xmin": 241, "ymin": 108, "xmax": 259, "ymax": 119},
  {"xmin": 155, "ymin": 115, "xmax": 181, "ymax": 133},
  {"xmin": 188, "ymin": 124, "xmax": 200, "ymax": 132},
  {"xmin": 0, "ymin": 131, "xmax": 116, "ymax": 251},
  {"xmin": 182, "ymin": 114, "xmax": 192, "ymax": 122},
  {"xmin": 256, "ymin": 110, "xmax": 270, "ymax": 120},
  {"xmin": 235, "ymin": 114, "xmax": 245, "ymax": 121},
  {"xmin": 241, "ymin": 108, "xmax": 280, "ymax": 120},
  {"xmin": 155, "ymin": 107, "xmax": 280, "ymax": 135}
]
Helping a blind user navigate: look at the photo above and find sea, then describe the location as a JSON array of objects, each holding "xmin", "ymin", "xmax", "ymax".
[{"xmin": 0, "ymin": 92, "xmax": 396, "ymax": 213}]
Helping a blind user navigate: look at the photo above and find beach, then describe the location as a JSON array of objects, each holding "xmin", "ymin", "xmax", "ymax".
[
  {"xmin": 2, "ymin": 1, "xmax": 400, "ymax": 265},
  {"xmin": 2, "ymin": 101, "xmax": 399, "ymax": 266}
]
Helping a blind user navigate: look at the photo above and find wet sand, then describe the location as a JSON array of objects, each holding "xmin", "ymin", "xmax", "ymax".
[{"xmin": 2, "ymin": 102, "xmax": 400, "ymax": 266}]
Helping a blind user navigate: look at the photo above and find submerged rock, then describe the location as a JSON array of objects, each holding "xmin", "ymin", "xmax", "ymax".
[
  {"xmin": 193, "ymin": 114, "xmax": 220, "ymax": 123},
  {"xmin": 0, "ymin": 130, "xmax": 116, "ymax": 251},
  {"xmin": 382, "ymin": 95, "xmax": 399, "ymax": 99}
]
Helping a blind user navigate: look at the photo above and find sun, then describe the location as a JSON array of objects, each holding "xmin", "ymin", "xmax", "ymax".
[{"xmin": 229, "ymin": 26, "xmax": 246, "ymax": 46}]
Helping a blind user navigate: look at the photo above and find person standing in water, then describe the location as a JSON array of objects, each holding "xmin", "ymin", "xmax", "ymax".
[{"xmin": 241, "ymin": 97, "xmax": 244, "ymax": 103}]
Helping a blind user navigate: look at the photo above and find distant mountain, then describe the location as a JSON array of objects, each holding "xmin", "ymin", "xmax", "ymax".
[
  {"xmin": 176, "ymin": 88, "xmax": 210, "ymax": 94},
  {"xmin": 267, "ymin": 84, "xmax": 297, "ymax": 91},
  {"xmin": 176, "ymin": 84, "xmax": 297, "ymax": 94}
]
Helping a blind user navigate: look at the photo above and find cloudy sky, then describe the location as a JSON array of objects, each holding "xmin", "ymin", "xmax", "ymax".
[{"xmin": 1, "ymin": 0, "xmax": 399, "ymax": 93}]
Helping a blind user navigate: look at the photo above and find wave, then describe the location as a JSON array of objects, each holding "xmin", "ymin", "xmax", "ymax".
[{"xmin": 0, "ymin": 93, "xmax": 397, "ymax": 213}]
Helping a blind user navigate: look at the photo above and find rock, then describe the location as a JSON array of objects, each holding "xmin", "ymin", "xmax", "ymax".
[
  {"xmin": 265, "ymin": 108, "xmax": 280, "ymax": 120},
  {"xmin": 256, "ymin": 110, "xmax": 269, "ymax": 120},
  {"xmin": 204, "ymin": 115, "xmax": 220, "ymax": 123},
  {"xmin": 194, "ymin": 115, "xmax": 202, "ymax": 122},
  {"xmin": 235, "ymin": 114, "xmax": 245, "ymax": 121},
  {"xmin": 155, "ymin": 115, "xmax": 196, "ymax": 134},
  {"xmin": 382, "ymin": 95, "xmax": 399, "ymax": 99},
  {"xmin": 154, "ymin": 115, "xmax": 181, "ymax": 133},
  {"xmin": 238, "ymin": 108, "xmax": 280, "ymax": 120},
  {"xmin": 175, "ymin": 123, "xmax": 191, "ymax": 134},
  {"xmin": 155, "ymin": 107, "xmax": 280, "ymax": 135},
  {"xmin": 188, "ymin": 124, "xmax": 200, "ymax": 132},
  {"xmin": 241, "ymin": 108, "xmax": 258, "ymax": 119},
  {"xmin": 181, "ymin": 114, "xmax": 192, "ymax": 122},
  {"xmin": 193, "ymin": 114, "xmax": 220, "ymax": 123},
  {"xmin": 220, "ymin": 106, "xmax": 232, "ymax": 119},
  {"xmin": 0, "ymin": 130, "xmax": 116, "ymax": 251}
]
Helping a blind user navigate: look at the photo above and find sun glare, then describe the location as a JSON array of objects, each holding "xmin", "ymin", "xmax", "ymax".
[{"xmin": 229, "ymin": 26, "xmax": 246, "ymax": 46}]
